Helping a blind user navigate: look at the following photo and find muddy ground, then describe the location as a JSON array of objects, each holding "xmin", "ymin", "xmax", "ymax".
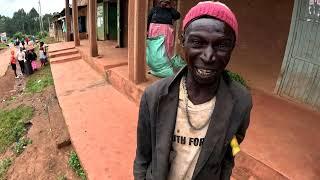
[{"xmin": 0, "ymin": 63, "xmax": 80, "ymax": 180}]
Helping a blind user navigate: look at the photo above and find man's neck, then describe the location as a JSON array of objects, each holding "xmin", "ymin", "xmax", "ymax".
[{"xmin": 186, "ymin": 73, "xmax": 219, "ymax": 105}]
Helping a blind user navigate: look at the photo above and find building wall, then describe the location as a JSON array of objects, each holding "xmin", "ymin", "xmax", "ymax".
[
  {"xmin": 176, "ymin": 0, "xmax": 294, "ymax": 92},
  {"xmin": 78, "ymin": 6, "xmax": 87, "ymax": 16},
  {"xmin": 78, "ymin": 6, "xmax": 89, "ymax": 39}
]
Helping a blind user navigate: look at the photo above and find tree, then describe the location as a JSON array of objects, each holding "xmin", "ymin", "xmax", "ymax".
[
  {"xmin": 0, "ymin": 15, "xmax": 8, "ymax": 33},
  {"xmin": 12, "ymin": 9, "xmax": 27, "ymax": 33},
  {"xmin": 28, "ymin": 8, "xmax": 40, "ymax": 35},
  {"xmin": 0, "ymin": 7, "xmax": 53, "ymax": 38},
  {"xmin": 42, "ymin": 13, "xmax": 53, "ymax": 32},
  {"xmin": 4, "ymin": 18, "xmax": 15, "ymax": 36}
]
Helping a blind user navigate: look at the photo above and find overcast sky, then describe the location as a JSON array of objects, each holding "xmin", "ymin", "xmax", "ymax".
[{"xmin": 0, "ymin": 0, "xmax": 66, "ymax": 17}]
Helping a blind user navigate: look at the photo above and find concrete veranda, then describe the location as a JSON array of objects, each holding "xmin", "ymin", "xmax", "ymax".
[
  {"xmin": 49, "ymin": 42, "xmax": 320, "ymax": 179},
  {"xmin": 0, "ymin": 49, "xmax": 10, "ymax": 77},
  {"xmin": 50, "ymin": 52, "xmax": 138, "ymax": 179}
]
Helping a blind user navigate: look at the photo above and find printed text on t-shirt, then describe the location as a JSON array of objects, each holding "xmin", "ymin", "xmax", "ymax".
[{"xmin": 172, "ymin": 135, "xmax": 205, "ymax": 146}]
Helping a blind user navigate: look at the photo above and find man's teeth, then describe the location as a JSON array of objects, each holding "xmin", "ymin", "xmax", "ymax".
[{"xmin": 196, "ymin": 68, "xmax": 213, "ymax": 76}]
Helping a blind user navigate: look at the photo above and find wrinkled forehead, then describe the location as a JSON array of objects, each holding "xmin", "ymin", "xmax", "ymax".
[
  {"xmin": 160, "ymin": 0, "xmax": 170, "ymax": 3},
  {"xmin": 184, "ymin": 17, "xmax": 236, "ymax": 40}
]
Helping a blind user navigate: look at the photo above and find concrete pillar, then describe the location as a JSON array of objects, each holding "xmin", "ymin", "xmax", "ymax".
[
  {"xmin": 65, "ymin": 0, "xmax": 71, "ymax": 41},
  {"xmin": 72, "ymin": 0, "xmax": 80, "ymax": 46},
  {"xmin": 88, "ymin": 0, "xmax": 98, "ymax": 57},
  {"xmin": 128, "ymin": 0, "xmax": 148, "ymax": 84},
  {"xmin": 54, "ymin": 23, "xmax": 58, "ymax": 41},
  {"xmin": 128, "ymin": 0, "xmax": 135, "ymax": 82}
]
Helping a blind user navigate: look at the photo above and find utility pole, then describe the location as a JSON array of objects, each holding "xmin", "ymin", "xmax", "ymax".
[{"xmin": 38, "ymin": 0, "xmax": 44, "ymax": 32}]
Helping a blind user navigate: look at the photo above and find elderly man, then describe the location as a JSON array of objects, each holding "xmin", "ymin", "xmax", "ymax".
[{"xmin": 134, "ymin": 1, "xmax": 252, "ymax": 180}]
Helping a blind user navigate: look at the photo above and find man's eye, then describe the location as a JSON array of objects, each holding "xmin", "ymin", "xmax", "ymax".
[
  {"xmin": 190, "ymin": 40, "xmax": 202, "ymax": 46},
  {"xmin": 216, "ymin": 43, "xmax": 232, "ymax": 51}
]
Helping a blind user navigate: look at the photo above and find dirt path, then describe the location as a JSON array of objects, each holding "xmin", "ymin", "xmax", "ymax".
[
  {"xmin": 0, "ymin": 65, "xmax": 80, "ymax": 180},
  {"xmin": 0, "ymin": 67, "xmax": 15, "ymax": 99}
]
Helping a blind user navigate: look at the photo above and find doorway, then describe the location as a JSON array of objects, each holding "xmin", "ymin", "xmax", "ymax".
[{"xmin": 275, "ymin": 0, "xmax": 320, "ymax": 110}]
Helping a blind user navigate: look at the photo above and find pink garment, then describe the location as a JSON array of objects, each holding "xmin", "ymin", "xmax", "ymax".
[
  {"xmin": 148, "ymin": 23, "xmax": 175, "ymax": 58},
  {"xmin": 31, "ymin": 61, "xmax": 38, "ymax": 70}
]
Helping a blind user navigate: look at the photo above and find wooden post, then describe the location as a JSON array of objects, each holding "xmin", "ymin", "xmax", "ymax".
[
  {"xmin": 174, "ymin": 0, "xmax": 182, "ymax": 55},
  {"xmin": 128, "ymin": 0, "xmax": 148, "ymax": 84},
  {"xmin": 72, "ymin": 0, "xmax": 80, "ymax": 46},
  {"xmin": 65, "ymin": 0, "xmax": 71, "ymax": 41},
  {"xmin": 128, "ymin": 0, "xmax": 135, "ymax": 82},
  {"xmin": 88, "ymin": 0, "xmax": 98, "ymax": 57}
]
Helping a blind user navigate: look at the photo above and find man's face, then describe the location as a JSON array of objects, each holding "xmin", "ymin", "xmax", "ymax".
[
  {"xmin": 160, "ymin": 1, "xmax": 170, "ymax": 8},
  {"xmin": 183, "ymin": 18, "xmax": 235, "ymax": 85}
]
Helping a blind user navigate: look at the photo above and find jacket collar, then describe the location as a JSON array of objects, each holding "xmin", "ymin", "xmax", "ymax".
[
  {"xmin": 156, "ymin": 66, "xmax": 235, "ymax": 179},
  {"xmin": 192, "ymin": 75, "xmax": 235, "ymax": 179},
  {"xmin": 161, "ymin": 65, "xmax": 188, "ymax": 96}
]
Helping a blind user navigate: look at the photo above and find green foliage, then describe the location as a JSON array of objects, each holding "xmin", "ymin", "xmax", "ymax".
[
  {"xmin": 42, "ymin": 14, "xmax": 54, "ymax": 32},
  {"xmin": 13, "ymin": 32, "xmax": 26, "ymax": 40},
  {"xmin": 26, "ymin": 65, "xmax": 54, "ymax": 93},
  {"xmin": 0, "ymin": 158, "xmax": 12, "ymax": 180},
  {"xmin": 0, "ymin": 16, "xmax": 9, "ymax": 33},
  {"xmin": 0, "ymin": 8, "xmax": 55, "ymax": 37},
  {"xmin": 11, "ymin": 137, "xmax": 32, "ymax": 155},
  {"xmin": 226, "ymin": 70, "xmax": 248, "ymax": 88},
  {"xmin": 0, "ymin": 43, "xmax": 7, "ymax": 50},
  {"xmin": 0, "ymin": 105, "xmax": 33, "ymax": 153},
  {"xmin": 57, "ymin": 175, "xmax": 67, "ymax": 180},
  {"xmin": 44, "ymin": 36, "xmax": 58, "ymax": 44},
  {"xmin": 36, "ymin": 31, "xmax": 49, "ymax": 41},
  {"xmin": 68, "ymin": 151, "xmax": 87, "ymax": 180},
  {"xmin": 27, "ymin": 8, "xmax": 40, "ymax": 35},
  {"xmin": 7, "ymin": 38, "xmax": 13, "ymax": 43}
]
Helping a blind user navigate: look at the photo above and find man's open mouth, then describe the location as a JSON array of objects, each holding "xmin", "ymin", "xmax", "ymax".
[{"xmin": 194, "ymin": 67, "xmax": 216, "ymax": 78}]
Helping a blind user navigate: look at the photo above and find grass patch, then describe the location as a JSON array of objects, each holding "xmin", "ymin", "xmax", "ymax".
[
  {"xmin": 11, "ymin": 137, "xmax": 32, "ymax": 155},
  {"xmin": 0, "ymin": 158, "xmax": 12, "ymax": 180},
  {"xmin": 57, "ymin": 174, "xmax": 67, "ymax": 180},
  {"xmin": 43, "ymin": 36, "xmax": 59, "ymax": 44},
  {"xmin": 68, "ymin": 151, "xmax": 86, "ymax": 180},
  {"xmin": 25, "ymin": 65, "xmax": 54, "ymax": 93},
  {"xmin": 0, "ymin": 105, "xmax": 34, "ymax": 153},
  {"xmin": 0, "ymin": 43, "xmax": 8, "ymax": 50}
]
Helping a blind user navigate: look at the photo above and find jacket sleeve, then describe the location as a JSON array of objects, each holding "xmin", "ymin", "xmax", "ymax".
[
  {"xmin": 220, "ymin": 103, "xmax": 252, "ymax": 180},
  {"xmin": 133, "ymin": 92, "xmax": 152, "ymax": 180},
  {"xmin": 170, "ymin": 8, "xmax": 181, "ymax": 20}
]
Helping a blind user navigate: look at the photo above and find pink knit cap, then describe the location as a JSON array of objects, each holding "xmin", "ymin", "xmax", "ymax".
[{"xmin": 183, "ymin": 1, "xmax": 238, "ymax": 40}]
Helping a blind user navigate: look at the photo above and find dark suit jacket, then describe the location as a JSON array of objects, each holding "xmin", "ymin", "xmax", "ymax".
[{"xmin": 134, "ymin": 67, "xmax": 252, "ymax": 180}]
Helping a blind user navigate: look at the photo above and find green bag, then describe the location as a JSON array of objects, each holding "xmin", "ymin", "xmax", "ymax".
[
  {"xmin": 171, "ymin": 54, "xmax": 186, "ymax": 70},
  {"xmin": 146, "ymin": 36, "xmax": 174, "ymax": 78}
]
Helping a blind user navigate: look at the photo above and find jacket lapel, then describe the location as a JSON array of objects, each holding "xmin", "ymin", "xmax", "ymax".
[
  {"xmin": 192, "ymin": 78, "xmax": 235, "ymax": 179},
  {"xmin": 155, "ymin": 80, "xmax": 180, "ymax": 180}
]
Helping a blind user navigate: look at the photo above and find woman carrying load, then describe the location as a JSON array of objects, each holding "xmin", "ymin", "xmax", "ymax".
[{"xmin": 147, "ymin": 0, "xmax": 180, "ymax": 58}]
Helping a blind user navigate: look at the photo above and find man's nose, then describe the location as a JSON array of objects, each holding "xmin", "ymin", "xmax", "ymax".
[{"xmin": 202, "ymin": 46, "xmax": 216, "ymax": 63}]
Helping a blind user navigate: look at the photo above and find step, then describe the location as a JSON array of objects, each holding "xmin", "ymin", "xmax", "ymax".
[
  {"xmin": 50, "ymin": 53, "xmax": 81, "ymax": 64},
  {"xmin": 232, "ymin": 152, "xmax": 288, "ymax": 179},
  {"xmin": 106, "ymin": 65, "xmax": 159, "ymax": 104},
  {"xmin": 49, "ymin": 48, "xmax": 79, "ymax": 58},
  {"xmin": 48, "ymin": 46, "xmax": 75, "ymax": 53}
]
